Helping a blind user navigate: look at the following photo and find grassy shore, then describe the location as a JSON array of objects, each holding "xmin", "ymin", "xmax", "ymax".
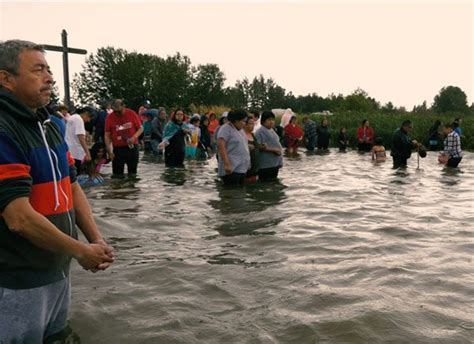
[{"xmin": 296, "ymin": 112, "xmax": 472, "ymax": 151}]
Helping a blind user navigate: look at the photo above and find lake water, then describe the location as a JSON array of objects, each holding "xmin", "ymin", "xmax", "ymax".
[{"xmin": 68, "ymin": 150, "xmax": 473, "ymax": 343}]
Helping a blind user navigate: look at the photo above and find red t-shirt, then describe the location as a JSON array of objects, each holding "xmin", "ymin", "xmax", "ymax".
[{"xmin": 105, "ymin": 108, "xmax": 142, "ymax": 147}]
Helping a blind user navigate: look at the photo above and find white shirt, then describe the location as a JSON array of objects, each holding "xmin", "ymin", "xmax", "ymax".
[
  {"xmin": 65, "ymin": 114, "xmax": 86, "ymax": 160},
  {"xmin": 253, "ymin": 119, "xmax": 262, "ymax": 133}
]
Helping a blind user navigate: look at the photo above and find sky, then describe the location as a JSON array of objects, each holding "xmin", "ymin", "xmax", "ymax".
[{"xmin": 1, "ymin": 0, "xmax": 472, "ymax": 109}]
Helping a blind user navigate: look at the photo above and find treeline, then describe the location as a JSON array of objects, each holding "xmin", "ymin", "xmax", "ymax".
[{"xmin": 72, "ymin": 47, "xmax": 473, "ymax": 116}]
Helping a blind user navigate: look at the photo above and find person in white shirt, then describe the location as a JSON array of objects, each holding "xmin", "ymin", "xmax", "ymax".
[{"xmin": 65, "ymin": 107, "xmax": 93, "ymax": 171}]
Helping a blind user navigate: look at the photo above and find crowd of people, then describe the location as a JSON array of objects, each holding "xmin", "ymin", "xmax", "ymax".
[
  {"xmin": 0, "ymin": 38, "xmax": 468, "ymax": 342},
  {"xmin": 53, "ymin": 100, "xmax": 465, "ymax": 186}
]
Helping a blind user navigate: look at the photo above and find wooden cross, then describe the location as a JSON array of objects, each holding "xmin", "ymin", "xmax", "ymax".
[{"xmin": 42, "ymin": 29, "xmax": 87, "ymax": 108}]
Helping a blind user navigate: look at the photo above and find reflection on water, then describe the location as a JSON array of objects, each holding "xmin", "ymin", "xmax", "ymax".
[{"xmin": 69, "ymin": 150, "xmax": 473, "ymax": 343}]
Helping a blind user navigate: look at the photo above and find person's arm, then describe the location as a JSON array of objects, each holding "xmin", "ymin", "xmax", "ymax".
[
  {"xmin": 72, "ymin": 182, "xmax": 113, "ymax": 270},
  {"xmin": 77, "ymin": 134, "xmax": 91, "ymax": 161},
  {"xmin": 104, "ymin": 131, "xmax": 114, "ymax": 161},
  {"xmin": 2, "ymin": 197, "xmax": 114, "ymax": 271},
  {"xmin": 217, "ymin": 137, "xmax": 232, "ymax": 174}
]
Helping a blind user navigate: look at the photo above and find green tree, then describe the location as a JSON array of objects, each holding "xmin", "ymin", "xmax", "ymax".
[
  {"xmin": 189, "ymin": 64, "xmax": 225, "ymax": 106},
  {"xmin": 432, "ymin": 86, "xmax": 468, "ymax": 114}
]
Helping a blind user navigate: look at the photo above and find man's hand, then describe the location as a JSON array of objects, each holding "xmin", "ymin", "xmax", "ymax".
[
  {"xmin": 84, "ymin": 151, "xmax": 92, "ymax": 162},
  {"xmin": 108, "ymin": 151, "xmax": 115, "ymax": 161},
  {"xmin": 75, "ymin": 242, "xmax": 114, "ymax": 271},
  {"xmin": 224, "ymin": 162, "xmax": 232, "ymax": 175}
]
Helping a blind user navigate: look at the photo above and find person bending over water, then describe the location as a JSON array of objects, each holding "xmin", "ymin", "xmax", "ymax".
[
  {"xmin": 391, "ymin": 120, "xmax": 421, "ymax": 168},
  {"xmin": 217, "ymin": 110, "xmax": 250, "ymax": 186},
  {"xmin": 439, "ymin": 123, "xmax": 463, "ymax": 168},
  {"xmin": 255, "ymin": 111, "xmax": 283, "ymax": 181}
]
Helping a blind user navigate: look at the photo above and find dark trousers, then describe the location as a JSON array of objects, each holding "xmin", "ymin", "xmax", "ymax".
[
  {"xmin": 222, "ymin": 172, "xmax": 245, "ymax": 186},
  {"xmin": 392, "ymin": 156, "xmax": 408, "ymax": 169},
  {"xmin": 74, "ymin": 159, "xmax": 82, "ymax": 173},
  {"xmin": 358, "ymin": 142, "xmax": 372, "ymax": 152},
  {"xmin": 306, "ymin": 137, "xmax": 317, "ymax": 151},
  {"xmin": 258, "ymin": 167, "xmax": 280, "ymax": 181},
  {"xmin": 165, "ymin": 147, "xmax": 185, "ymax": 167},
  {"xmin": 112, "ymin": 146, "xmax": 139, "ymax": 176},
  {"xmin": 447, "ymin": 157, "xmax": 462, "ymax": 168}
]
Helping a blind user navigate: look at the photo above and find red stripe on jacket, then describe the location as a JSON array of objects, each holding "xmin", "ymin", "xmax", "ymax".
[
  {"xmin": 0, "ymin": 164, "xmax": 31, "ymax": 181},
  {"xmin": 67, "ymin": 151, "xmax": 75, "ymax": 167},
  {"xmin": 30, "ymin": 177, "xmax": 73, "ymax": 216}
]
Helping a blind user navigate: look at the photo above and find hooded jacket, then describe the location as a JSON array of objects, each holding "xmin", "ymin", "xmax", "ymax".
[{"xmin": 0, "ymin": 90, "xmax": 78, "ymax": 289}]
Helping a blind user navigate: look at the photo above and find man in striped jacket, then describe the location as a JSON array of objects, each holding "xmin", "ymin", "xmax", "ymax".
[{"xmin": 0, "ymin": 40, "xmax": 114, "ymax": 343}]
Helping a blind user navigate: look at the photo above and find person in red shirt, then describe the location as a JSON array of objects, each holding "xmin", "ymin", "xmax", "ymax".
[
  {"xmin": 284, "ymin": 116, "xmax": 304, "ymax": 155},
  {"xmin": 105, "ymin": 99, "xmax": 143, "ymax": 178},
  {"xmin": 356, "ymin": 119, "xmax": 374, "ymax": 152}
]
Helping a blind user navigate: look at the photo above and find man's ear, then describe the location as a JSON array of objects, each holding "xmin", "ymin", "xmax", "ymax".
[{"xmin": 0, "ymin": 70, "xmax": 14, "ymax": 91}]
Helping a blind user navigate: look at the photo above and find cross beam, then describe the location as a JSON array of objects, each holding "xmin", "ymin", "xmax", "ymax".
[{"xmin": 42, "ymin": 29, "xmax": 87, "ymax": 108}]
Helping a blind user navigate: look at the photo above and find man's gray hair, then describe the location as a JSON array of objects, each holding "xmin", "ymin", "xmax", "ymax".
[{"xmin": 0, "ymin": 40, "xmax": 44, "ymax": 75}]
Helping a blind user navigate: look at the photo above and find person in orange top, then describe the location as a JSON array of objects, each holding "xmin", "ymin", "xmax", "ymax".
[
  {"xmin": 284, "ymin": 116, "xmax": 303, "ymax": 155},
  {"xmin": 207, "ymin": 112, "xmax": 219, "ymax": 136},
  {"xmin": 356, "ymin": 119, "xmax": 374, "ymax": 152}
]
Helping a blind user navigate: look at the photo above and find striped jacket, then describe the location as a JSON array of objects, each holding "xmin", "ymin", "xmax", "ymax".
[{"xmin": 0, "ymin": 90, "xmax": 78, "ymax": 289}]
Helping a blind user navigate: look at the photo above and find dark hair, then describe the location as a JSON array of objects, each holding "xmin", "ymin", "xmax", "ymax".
[
  {"xmin": 340, "ymin": 127, "xmax": 346, "ymax": 133},
  {"xmin": 451, "ymin": 121, "xmax": 460, "ymax": 128},
  {"xmin": 77, "ymin": 106, "xmax": 94, "ymax": 116},
  {"xmin": 90, "ymin": 142, "xmax": 107, "ymax": 161},
  {"xmin": 361, "ymin": 119, "xmax": 368, "ymax": 126},
  {"xmin": 228, "ymin": 109, "xmax": 247, "ymax": 123},
  {"xmin": 171, "ymin": 109, "xmax": 184, "ymax": 123},
  {"xmin": 401, "ymin": 120, "xmax": 412, "ymax": 128},
  {"xmin": 80, "ymin": 160, "xmax": 96, "ymax": 176},
  {"xmin": 321, "ymin": 117, "xmax": 329, "ymax": 126},
  {"xmin": 444, "ymin": 122, "xmax": 455, "ymax": 129},
  {"xmin": 219, "ymin": 116, "xmax": 228, "ymax": 125},
  {"xmin": 190, "ymin": 116, "xmax": 200, "ymax": 125},
  {"xmin": 375, "ymin": 137, "xmax": 383, "ymax": 145},
  {"xmin": 290, "ymin": 116, "xmax": 297, "ymax": 123},
  {"xmin": 249, "ymin": 109, "xmax": 260, "ymax": 118},
  {"xmin": 302, "ymin": 116, "xmax": 310, "ymax": 122},
  {"xmin": 260, "ymin": 110, "xmax": 275, "ymax": 125}
]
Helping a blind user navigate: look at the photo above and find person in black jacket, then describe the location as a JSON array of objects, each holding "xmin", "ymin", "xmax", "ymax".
[
  {"xmin": 317, "ymin": 117, "xmax": 331, "ymax": 150},
  {"xmin": 391, "ymin": 120, "xmax": 421, "ymax": 168}
]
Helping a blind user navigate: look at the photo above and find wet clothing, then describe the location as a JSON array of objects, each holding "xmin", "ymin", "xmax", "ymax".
[
  {"xmin": 105, "ymin": 109, "xmax": 142, "ymax": 148},
  {"xmin": 391, "ymin": 128, "xmax": 415, "ymax": 168},
  {"xmin": 357, "ymin": 126, "xmax": 374, "ymax": 151},
  {"xmin": 258, "ymin": 167, "xmax": 280, "ymax": 181},
  {"xmin": 444, "ymin": 131, "xmax": 463, "ymax": 167},
  {"xmin": 284, "ymin": 124, "xmax": 303, "ymax": 149},
  {"xmin": 338, "ymin": 132, "xmax": 349, "ymax": 151},
  {"xmin": 427, "ymin": 123, "xmax": 441, "ymax": 151},
  {"xmin": 255, "ymin": 126, "xmax": 283, "ymax": 170},
  {"xmin": 217, "ymin": 123, "xmax": 250, "ymax": 177},
  {"xmin": 163, "ymin": 121, "xmax": 186, "ymax": 167},
  {"xmin": 112, "ymin": 146, "xmax": 139, "ymax": 175},
  {"xmin": 316, "ymin": 125, "xmax": 330, "ymax": 150},
  {"xmin": 0, "ymin": 90, "xmax": 77, "ymax": 290},
  {"xmin": 0, "ymin": 277, "xmax": 71, "ymax": 343},
  {"xmin": 304, "ymin": 120, "xmax": 317, "ymax": 151},
  {"xmin": 246, "ymin": 133, "xmax": 261, "ymax": 177}
]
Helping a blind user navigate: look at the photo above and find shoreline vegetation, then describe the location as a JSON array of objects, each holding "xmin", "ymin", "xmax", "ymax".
[{"xmin": 70, "ymin": 47, "xmax": 472, "ymax": 150}]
